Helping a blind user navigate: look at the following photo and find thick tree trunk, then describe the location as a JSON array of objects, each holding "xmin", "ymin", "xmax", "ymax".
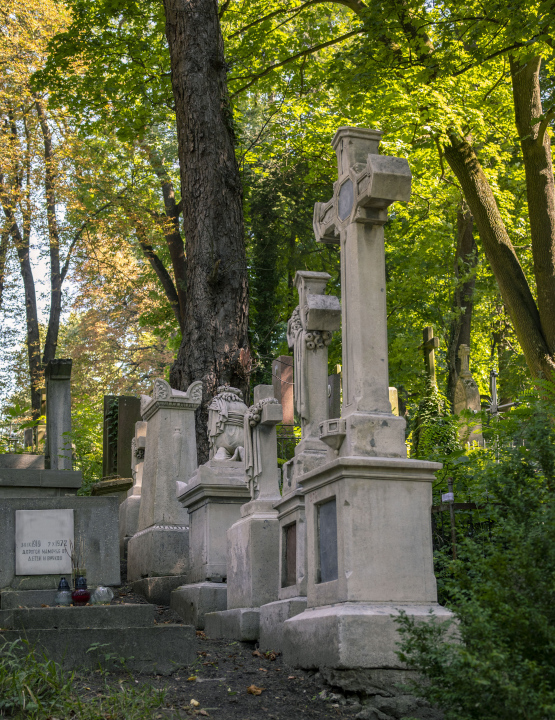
[
  {"xmin": 444, "ymin": 134, "xmax": 555, "ymax": 380},
  {"xmin": 510, "ymin": 55, "xmax": 555, "ymax": 356},
  {"xmin": 447, "ymin": 205, "xmax": 477, "ymax": 405},
  {"xmin": 163, "ymin": 0, "xmax": 250, "ymax": 463},
  {"xmin": 0, "ymin": 229, "xmax": 8, "ymax": 312}
]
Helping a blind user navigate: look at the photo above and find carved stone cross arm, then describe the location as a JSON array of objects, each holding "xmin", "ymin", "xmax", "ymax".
[{"xmin": 313, "ymin": 128, "xmax": 412, "ymax": 244}]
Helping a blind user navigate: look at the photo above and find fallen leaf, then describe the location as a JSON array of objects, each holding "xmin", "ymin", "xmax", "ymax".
[
  {"xmin": 198, "ymin": 711, "xmax": 209, "ymax": 717},
  {"xmin": 259, "ymin": 668, "xmax": 267, "ymax": 672},
  {"xmin": 187, "ymin": 676, "xmax": 197, "ymax": 682},
  {"xmin": 247, "ymin": 684, "xmax": 264, "ymax": 696},
  {"xmin": 196, "ymin": 631, "xmax": 206, "ymax": 638},
  {"xmin": 41, "ymin": 604, "xmax": 49, "ymax": 608},
  {"xmin": 288, "ymin": 675, "xmax": 296, "ymax": 680},
  {"xmin": 190, "ymin": 699, "xmax": 200, "ymax": 707},
  {"xmin": 252, "ymin": 650, "xmax": 264, "ymax": 659}
]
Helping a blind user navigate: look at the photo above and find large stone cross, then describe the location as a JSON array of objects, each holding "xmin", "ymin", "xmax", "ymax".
[
  {"xmin": 314, "ymin": 128, "xmax": 411, "ymax": 457},
  {"xmin": 422, "ymin": 326, "xmax": 440, "ymax": 385}
]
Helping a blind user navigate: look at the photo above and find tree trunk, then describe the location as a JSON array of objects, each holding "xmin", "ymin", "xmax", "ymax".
[
  {"xmin": 0, "ymin": 229, "xmax": 8, "ymax": 313},
  {"xmin": 163, "ymin": 0, "xmax": 250, "ymax": 463},
  {"xmin": 510, "ymin": 55, "xmax": 555, "ymax": 357},
  {"xmin": 447, "ymin": 205, "xmax": 478, "ymax": 405},
  {"xmin": 444, "ymin": 134, "xmax": 555, "ymax": 380},
  {"xmin": 35, "ymin": 99, "xmax": 62, "ymax": 365}
]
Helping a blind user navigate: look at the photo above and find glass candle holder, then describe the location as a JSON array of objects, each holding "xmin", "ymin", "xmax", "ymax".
[
  {"xmin": 72, "ymin": 575, "xmax": 90, "ymax": 606},
  {"xmin": 90, "ymin": 586, "xmax": 114, "ymax": 605},
  {"xmin": 55, "ymin": 577, "xmax": 72, "ymax": 606}
]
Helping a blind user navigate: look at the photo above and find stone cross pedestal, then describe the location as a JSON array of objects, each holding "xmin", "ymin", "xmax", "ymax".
[
  {"xmin": 204, "ymin": 385, "xmax": 282, "ymax": 642},
  {"xmin": 454, "ymin": 344, "xmax": 483, "ymax": 443},
  {"xmin": 119, "ymin": 420, "xmax": 148, "ymax": 558},
  {"xmin": 314, "ymin": 128, "xmax": 409, "ymax": 459},
  {"xmin": 261, "ymin": 272, "xmax": 340, "ymax": 650},
  {"xmin": 281, "ymin": 127, "xmax": 452, "ymax": 684},
  {"xmin": 170, "ymin": 388, "xmax": 251, "ymax": 629},
  {"xmin": 44, "ymin": 359, "xmax": 73, "ymax": 471},
  {"xmin": 127, "ymin": 378, "xmax": 202, "ymax": 603},
  {"xmin": 422, "ymin": 326, "xmax": 440, "ymax": 385}
]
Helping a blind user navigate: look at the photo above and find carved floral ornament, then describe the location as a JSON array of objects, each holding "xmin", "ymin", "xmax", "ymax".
[
  {"xmin": 244, "ymin": 397, "xmax": 279, "ymax": 495},
  {"xmin": 287, "ymin": 306, "xmax": 332, "ymax": 350}
]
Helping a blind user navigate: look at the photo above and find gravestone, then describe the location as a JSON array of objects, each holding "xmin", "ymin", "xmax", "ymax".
[
  {"xmin": 102, "ymin": 395, "xmax": 142, "ymax": 479},
  {"xmin": 44, "ymin": 359, "xmax": 72, "ymax": 470},
  {"xmin": 260, "ymin": 272, "xmax": 340, "ymax": 650},
  {"xmin": 15, "ymin": 509, "xmax": 73, "ymax": 575},
  {"xmin": 170, "ymin": 387, "xmax": 251, "ymax": 629},
  {"xmin": 119, "ymin": 420, "xmax": 148, "ymax": 558},
  {"xmin": 127, "ymin": 379, "xmax": 202, "ymax": 604},
  {"xmin": 454, "ymin": 344, "xmax": 483, "ymax": 443},
  {"xmin": 282, "ymin": 127, "xmax": 452, "ymax": 684},
  {"xmin": 272, "ymin": 355, "xmax": 294, "ymax": 427},
  {"xmin": 422, "ymin": 326, "xmax": 440, "ymax": 385},
  {"xmin": 204, "ymin": 385, "xmax": 282, "ymax": 641}
]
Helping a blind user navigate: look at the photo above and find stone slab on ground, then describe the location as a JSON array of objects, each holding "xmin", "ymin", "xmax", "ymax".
[
  {"xmin": 283, "ymin": 603, "xmax": 453, "ymax": 670},
  {"xmin": 204, "ymin": 607, "xmax": 260, "ymax": 642},
  {"xmin": 127, "ymin": 526, "xmax": 189, "ymax": 581},
  {"xmin": 6, "ymin": 604, "xmax": 154, "ymax": 630},
  {"xmin": 170, "ymin": 581, "xmax": 227, "ymax": 630},
  {"xmin": 0, "ymin": 497, "xmax": 120, "ymax": 591},
  {"xmin": 1, "ymin": 588, "xmax": 58, "ymax": 609},
  {"xmin": 0, "ymin": 625, "xmax": 195, "ymax": 675},
  {"xmin": 131, "ymin": 575, "xmax": 188, "ymax": 605},
  {"xmin": 259, "ymin": 596, "xmax": 307, "ymax": 652}
]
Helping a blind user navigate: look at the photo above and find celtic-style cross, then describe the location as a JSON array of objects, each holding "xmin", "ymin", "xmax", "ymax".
[{"xmin": 314, "ymin": 127, "xmax": 412, "ymax": 457}]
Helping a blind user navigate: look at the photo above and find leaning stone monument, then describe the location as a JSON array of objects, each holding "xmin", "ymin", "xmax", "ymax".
[
  {"xmin": 260, "ymin": 271, "xmax": 340, "ymax": 650},
  {"xmin": 204, "ymin": 385, "xmax": 282, "ymax": 641},
  {"xmin": 170, "ymin": 387, "xmax": 251, "ymax": 629},
  {"xmin": 127, "ymin": 378, "xmax": 202, "ymax": 603},
  {"xmin": 277, "ymin": 127, "xmax": 452, "ymax": 689}
]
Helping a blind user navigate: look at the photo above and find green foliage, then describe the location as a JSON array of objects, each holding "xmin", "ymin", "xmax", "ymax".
[
  {"xmin": 409, "ymin": 379, "xmax": 461, "ymax": 460},
  {"xmin": 71, "ymin": 397, "xmax": 103, "ymax": 494},
  {"xmin": 0, "ymin": 638, "xmax": 166, "ymax": 720},
  {"xmin": 396, "ymin": 391, "xmax": 555, "ymax": 720}
]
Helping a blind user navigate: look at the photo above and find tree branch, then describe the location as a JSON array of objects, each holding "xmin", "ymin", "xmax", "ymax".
[{"xmin": 230, "ymin": 28, "xmax": 364, "ymax": 97}]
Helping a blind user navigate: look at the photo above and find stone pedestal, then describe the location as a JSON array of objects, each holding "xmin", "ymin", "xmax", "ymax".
[
  {"xmin": 171, "ymin": 459, "xmax": 250, "ymax": 628},
  {"xmin": 119, "ymin": 421, "xmax": 147, "ymax": 558},
  {"xmin": 282, "ymin": 127, "xmax": 453, "ymax": 680},
  {"xmin": 261, "ymin": 271, "xmax": 340, "ymax": 651},
  {"xmin": 205, "ymin": 386, "xmax": 282, "ymax": 641},
  {"xmin": 127, "ymin": 379, "xmax": 202, "ymax": 595},
  {"xmin": 44, "ymin": 359, "xmax": 72, "ymax": 470}
]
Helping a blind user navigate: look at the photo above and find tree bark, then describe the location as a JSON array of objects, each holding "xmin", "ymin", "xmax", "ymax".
[
  {"xmin": 447, "ymin": 205, "xmax": 478, "ymax": 406},
  {"xmin": 510, "ymin": 55, "xmax": 555, "ymax": 356},
  {"xmin": 143, "ymin": 143, "xmax": 187, "ymax": 333},
  {"xmin": 35, "ymin": 99, "xmax": 62, "ymax": 365},
  {"xmin": 444, "ymin": 134, "xmax": 555, "ymax": 380},
  {"xmin": 0, "ymin": 228, "xmax": 8, "ymax": 313},
  {"xmin": 163, "ymin": 0, "xmax": 250, "ymax": 463}
]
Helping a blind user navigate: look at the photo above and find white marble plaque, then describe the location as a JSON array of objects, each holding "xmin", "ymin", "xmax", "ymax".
[{"xmin": 15, "ymin": 509, "xmax": 74, "ymax": 575}]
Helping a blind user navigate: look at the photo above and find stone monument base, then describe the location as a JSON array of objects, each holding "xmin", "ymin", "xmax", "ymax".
[
  {"xmin": 170, "ymin": 581, "xmax": 227, "ymax": 630},
  {"xmin": 0, "ymin": 604, "xmax": 194, "ymax": 674},
  {"xmin": 282, "ymin": 602, "xmax": 454, "ymax": 670},
  {"xmin": 131, "ymin": 575, "xmax": 188, "ymax": 605},
  {"xmin": 127, "ymin": 525, "xmax": 189, "ymax": 582},
  {"xmin": 119, "ymin": 492, "xmax": 141, "ymax": 558},
  {"xmin": 259, "ymin": 597, "xmax": 307, "ymax": 652},
  {"xmin": 204, "ymin": 607, "xmax": 261, "ymax": 642}
]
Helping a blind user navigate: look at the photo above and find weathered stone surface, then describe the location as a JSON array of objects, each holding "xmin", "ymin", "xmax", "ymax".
[
  {"xmin": 128, "ymin": 525, "xmax": 189, "ymax": 581},
  {"xmin": 170, "ymin": 582, "xmax": 227, "ymax": 630},
  {"xmin": 204, "ymin": 607, "xmax": 260, "ymax": 642},
  {"xmin": 272, "ymin": 356, "xmax": 294, "ymax": 426},
  {"xmin": 259, "ymin": 597, "xmax": 307, "ymax": 652},
  {"xmin": 1, "ymin": 589, "xmax": 57, "ymax": 609},
  {"xmin": 131, "ymin": 575, "xmax": 188, "ymax": 605},
  {"xmin": 91, "ymin": 477, "xmax": 133, "ymax": 501},
  {"xmin": 0, "ymin": 469, "xmax": 81, "ymax": 498},
  {"xmin": 44, "ymin": 359, "xmax": 73, "ymax": 471},
  {"xmin": 0, "ymin": 454, "xmax": 44, "ymax": 469},
  {"xmin": 0, "ymin": 625, "xmax": 195, "ymax": 674},
  {"xmin": 8, "ymin": 604, "xmax": 154, "ymax": 630},
  {"xmin": 0, "ymin": 497, "xmax": 120, "ymax": 590},
  {"xmin": 283, "ymin": 604, "xmax": 453, "ymax": 670}
]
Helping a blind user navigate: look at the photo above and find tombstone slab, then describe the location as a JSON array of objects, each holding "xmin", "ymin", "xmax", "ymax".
[
  {"xmin": 15, "ymin": 509, "xmax": 73, "ymax": 575},
  {"xmin": 119, "ymin": 421, "xmax": 147, "ymax": 558},
  {"xmin": 44, "ymin": 359, "xmax": 73, "ymax": 470}
]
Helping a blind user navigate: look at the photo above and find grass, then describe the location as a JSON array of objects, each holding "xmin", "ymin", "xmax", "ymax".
[{"xmin": 0, "ymin": 639, "xmax": 167, "ymax": 719}]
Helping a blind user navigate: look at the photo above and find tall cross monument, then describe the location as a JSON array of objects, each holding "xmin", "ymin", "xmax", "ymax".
[{"xmin": 314, "ymin": 127, "xmax": 411, "ymax": 458}]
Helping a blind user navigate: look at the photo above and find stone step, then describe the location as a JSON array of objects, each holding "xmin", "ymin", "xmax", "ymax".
[
  {"xmin": 6, "ymin": 604, "xmax": 155, "ymax": 630},
  {"xmin": 0, "ymin": 624, "xmax": 195, "ymax": 675}
]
